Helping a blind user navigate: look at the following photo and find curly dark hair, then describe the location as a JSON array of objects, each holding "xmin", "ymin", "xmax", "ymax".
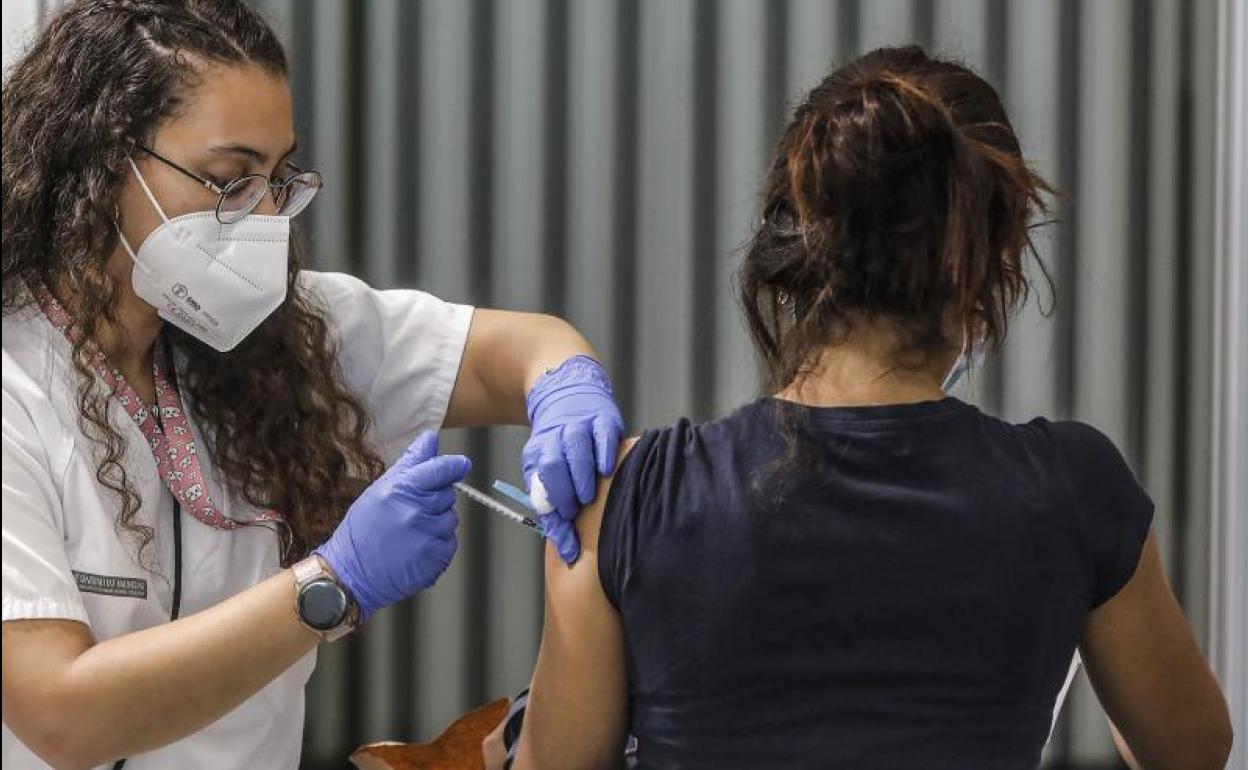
[
  {"xmin": 1, "ymin": 0, "xmax": 385, "ymax": 567},
  {"xmin": 739, "ymin": 45, "xmax": 1054, "ymax": 392}
]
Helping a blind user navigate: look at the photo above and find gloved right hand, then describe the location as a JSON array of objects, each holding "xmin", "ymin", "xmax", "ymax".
[{"xmin": 315, "ymin": 430, "xmax": 470, "ymax": 623}]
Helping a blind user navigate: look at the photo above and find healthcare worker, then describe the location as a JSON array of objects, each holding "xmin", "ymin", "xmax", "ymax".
[{"xmin": 0, "ymin": 1, "xmax": 622, "ymax": 768}]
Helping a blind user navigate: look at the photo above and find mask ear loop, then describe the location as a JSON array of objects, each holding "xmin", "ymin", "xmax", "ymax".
[
  {"xmin": 127, "ymin": 156, "xmax": 173, "ymax": 225},
  {"xmin": 117, "ymin": 157, "xmax": 172, "ymax": 272}
]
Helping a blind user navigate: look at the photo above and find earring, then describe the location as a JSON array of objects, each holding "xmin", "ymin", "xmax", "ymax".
[{"xmin": 776, "ymin": 290, "xmax": 798, "ymax": 322}]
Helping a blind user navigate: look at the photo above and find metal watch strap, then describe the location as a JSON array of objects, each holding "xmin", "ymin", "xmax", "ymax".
[{"xmin": 292, "ymin": 555, "xmax": 357, "ymax": 642}]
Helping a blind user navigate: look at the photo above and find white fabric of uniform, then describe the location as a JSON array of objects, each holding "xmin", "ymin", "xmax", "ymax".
[{"xmin": 2, "ymin": 270, "xmax": 473, "ymax": 769}]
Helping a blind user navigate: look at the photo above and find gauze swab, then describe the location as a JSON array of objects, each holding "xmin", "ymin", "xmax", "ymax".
[{"xmin": 526, "ymin": 473, "xmax": 554, "ymax": 515}]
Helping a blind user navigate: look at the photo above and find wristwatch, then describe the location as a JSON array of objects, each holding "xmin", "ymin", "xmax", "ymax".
[{"xmin": 292, "ymin": 555, "xmax": 358, "ymax": 642}]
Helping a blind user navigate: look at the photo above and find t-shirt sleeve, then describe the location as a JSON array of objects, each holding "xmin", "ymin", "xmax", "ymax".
[
  {"xmin": 597, "ymin": 423, "xmax": 683, "ymax": 611},
  {"xmin": 299, "ymin": 270, "xmax": 474, "ymax": 463},
  {"xmin": 1053, "ymin": 421, "xmax": 1155, "ymax": 608},
  {"xmin": 2, "ymin": 387, "xmax": 89, "ymax": 625}
]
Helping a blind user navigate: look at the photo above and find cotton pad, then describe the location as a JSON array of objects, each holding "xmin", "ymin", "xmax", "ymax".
[{"xmin": 528, "ymin": 473, "xmax": 554, "ymax": 514}]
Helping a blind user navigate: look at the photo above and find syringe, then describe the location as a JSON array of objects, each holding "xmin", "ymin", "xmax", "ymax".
[
  {"xmin": 453, "ymin": 482, "xmax": 544, "ymax": 535},
  {"xmin": 491, "ymin": 479, "xmax": 538, "ymax": 512}
]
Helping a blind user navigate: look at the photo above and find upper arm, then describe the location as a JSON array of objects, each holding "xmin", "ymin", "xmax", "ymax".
[
  {"xmin": 512, "ymin": 438, "xmax": 638, "ymax": 770},
  {"xmin": 442, "ymin": 308, "xmax": 529, "ymax": 429},
  {"xmin": 444, "ymin": 309, "xmax": 592, "ymax": 430},
  {"xmin": 1079, "ymin": 529, "xmax": 1232, "ymax": 770}
]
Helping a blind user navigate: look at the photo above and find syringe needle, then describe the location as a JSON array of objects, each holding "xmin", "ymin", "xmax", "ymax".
[{"xmin": 453, "ymin": 482, "xmax": 545, "ymax": 535}]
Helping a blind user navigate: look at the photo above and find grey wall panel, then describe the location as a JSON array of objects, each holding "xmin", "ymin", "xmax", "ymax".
[
  {"xmin": 1182, "ymin": 0, "xmax": 1219, "ymax": 650},
  {"xmin": 359, "ymin": 602, "xmax": 400, "ymax": 743},
  {"xmin": 932, "ymin": 0, "xmax": 989, "ymax": 65},
  {"xmin": 566, "ymin": 0, "xmax": 622, "ymax": 369},
  {"xmin": 1073, "ymin": 1, "xmax": 1133, "ymax": 447},
  {"xmin": 1, "ymin": 0, "xmax": 39, "ymax": 73},
  {"xmin": 858, "ymin": 0, "xmax": 914, "ymax": 52},
  {"xmin": 1209, "ymin": 0, "xmax": 1248, "ymax": 759},
  {"xmin": 1000, "ymin": 0, "xmax": 1061, "ymax": 425},
  {"xmin": 491, "ymin": 0, "xmax": 547, "ymax": 316},
  {"xmin": 634, "ymin": 0, "xmax": 696, "ymax": 427},
  {"xmin": 308, "ymin": 0, "xmax": 354, "ymax": 275},
  {"xmin": 252, "ymin": 0, "xmax": 294, "ymax": 63},
  {"xmin": 786, "ymin": 0, "xmax": 841, "ymax": 102},
  {"xmin": 712, "ymin": 0, "xmax": 767, "ymax": 415},
  {"xmin": 359, "ymin": 0, "xmax": 404, "ymax": 290},
  {"xmin": 1144, "ymin": 0, "xmax": 1182, "ymax": 576}
]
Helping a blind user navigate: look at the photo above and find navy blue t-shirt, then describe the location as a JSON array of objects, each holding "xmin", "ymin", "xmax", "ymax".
[{"xmin": 599, "ymin": 397, "xmax": 1153, "ymax": 769}]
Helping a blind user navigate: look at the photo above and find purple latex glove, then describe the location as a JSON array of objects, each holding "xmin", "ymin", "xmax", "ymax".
[
  {"xmin": 315, "ymin": 431, "xmax": 470, "ymax": 622},
  {"xmin": 520, "ymin": 355, "xmax": 624, "ymax": 563}
]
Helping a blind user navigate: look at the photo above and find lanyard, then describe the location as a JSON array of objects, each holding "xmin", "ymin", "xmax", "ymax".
[{"xmin": 34, "ymin": 285, "xmax": 282, "ymax": 531}]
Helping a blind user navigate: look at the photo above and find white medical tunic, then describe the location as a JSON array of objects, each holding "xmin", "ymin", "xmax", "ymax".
[{"xmin": 2, "ymin": 271, "xmax": 473, "ymax": 769}]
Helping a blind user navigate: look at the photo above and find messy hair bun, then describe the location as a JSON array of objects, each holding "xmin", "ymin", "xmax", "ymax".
[{"xmin": 739, "ymin": 45, "xmax": 1053, "ymax": 390}]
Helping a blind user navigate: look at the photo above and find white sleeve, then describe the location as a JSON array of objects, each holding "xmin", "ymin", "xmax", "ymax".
[
  {"xmin": 2, "ymin": 386, "xmax": 89, "ymax": 625},
  {"xmin": 299, "ymin": 271, "xmax": 474, "ymax": 463}
]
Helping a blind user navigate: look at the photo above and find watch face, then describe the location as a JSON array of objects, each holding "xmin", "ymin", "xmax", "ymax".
[{"xmin": 299, "ymin": 578, "xmax": 348, "ymax": 631}]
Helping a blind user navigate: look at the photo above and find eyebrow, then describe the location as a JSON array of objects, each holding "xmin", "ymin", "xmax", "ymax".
[{"xmin": 207, "ymin": 139, "xmax": 299, "ymax": 165}]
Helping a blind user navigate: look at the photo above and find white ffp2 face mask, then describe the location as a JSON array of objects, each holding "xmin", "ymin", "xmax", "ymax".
[{"xmin": 118, "ymin": 156, "xmax": 291, "ymax": 352}]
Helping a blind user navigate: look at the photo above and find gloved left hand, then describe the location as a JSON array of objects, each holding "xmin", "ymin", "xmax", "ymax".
[{"xmin": 520, "ymin": 355, "xmax": 624, "ymax": 564}]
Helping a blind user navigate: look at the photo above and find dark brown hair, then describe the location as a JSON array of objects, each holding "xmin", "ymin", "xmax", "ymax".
[
  {"xmin": 739, "ymin": 45, "xmax": 1054, "ymax": 392},
  {"xmin": 1, "ymin": 0, "xmax": 385, "ymax": 567}
]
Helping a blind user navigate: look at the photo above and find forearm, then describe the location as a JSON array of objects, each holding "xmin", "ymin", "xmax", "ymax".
[
  {"xmin": 446, "ymin": 309, "xmax": 598, "ymax": 428},
  {"xmin": 16, "ymin": 571, "xmax": 318, "ymax": 767}
]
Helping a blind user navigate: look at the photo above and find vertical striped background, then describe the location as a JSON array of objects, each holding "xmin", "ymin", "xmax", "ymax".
[{"xmin": 6, "ymin": 1, "xmax": 1222, "ymax": 767}]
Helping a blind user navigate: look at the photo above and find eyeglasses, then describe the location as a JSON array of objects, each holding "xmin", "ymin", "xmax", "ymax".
[{"xmin": 136, "ymin": 145, "xmax": 322, "ymax": 224}]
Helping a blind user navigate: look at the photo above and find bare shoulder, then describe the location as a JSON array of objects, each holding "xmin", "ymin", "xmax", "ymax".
[{"xmin": 543, "ymin": 437, "xmax": 640, "ymax": 586}]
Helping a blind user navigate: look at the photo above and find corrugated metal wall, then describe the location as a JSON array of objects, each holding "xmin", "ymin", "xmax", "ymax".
[
  {"xmin": 13, "ymin": 1, "xmax": 1220, "ymax": 767},
  {"xmin": 1209, "ymin": 0, "xmax": 1248, "ymax": 764}
]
